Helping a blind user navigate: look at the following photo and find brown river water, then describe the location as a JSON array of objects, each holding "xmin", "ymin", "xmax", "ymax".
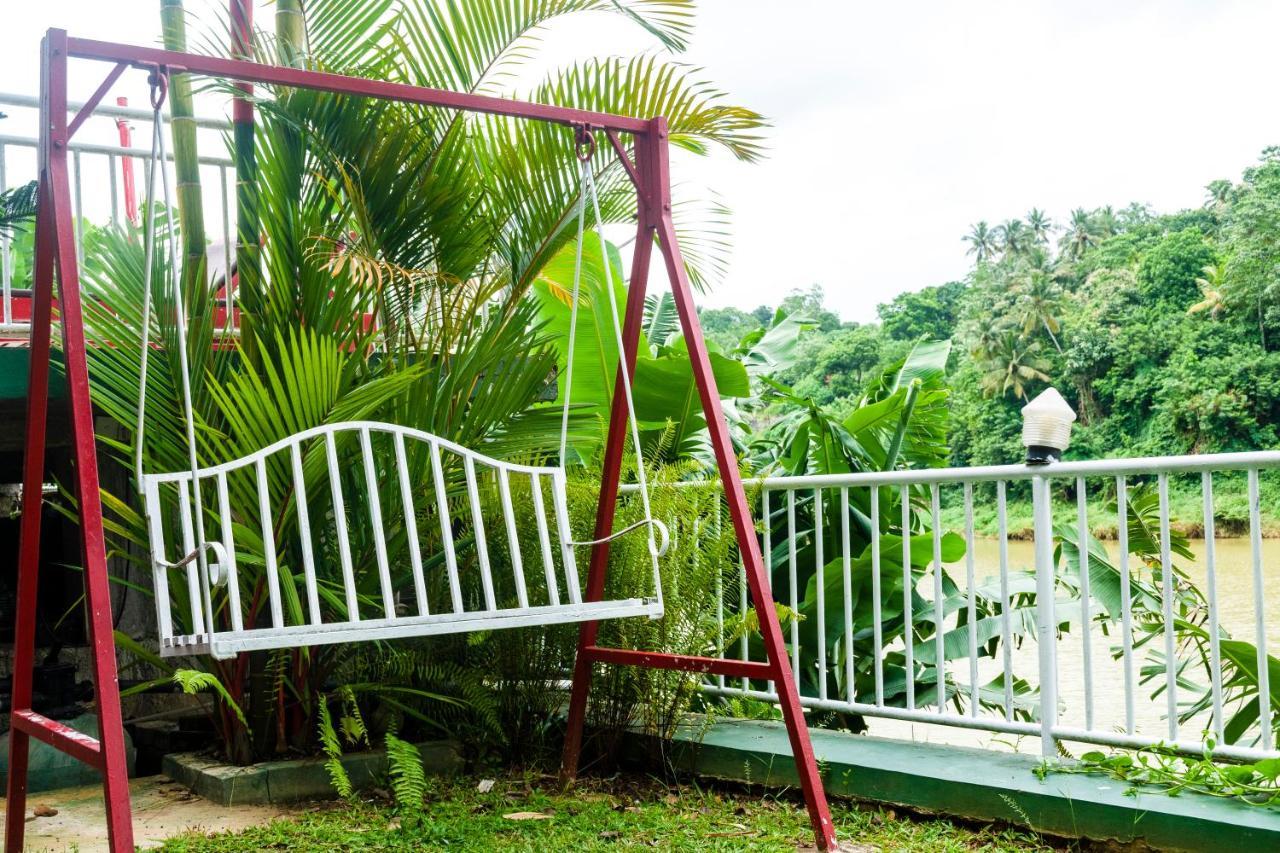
[{"xmin": 865, "ymin": 537, "xmax": 1280, "ymax": 753}]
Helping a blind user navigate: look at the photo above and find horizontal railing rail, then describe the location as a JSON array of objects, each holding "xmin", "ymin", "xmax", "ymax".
[{"xmin": 694, "ymin": 453, "xmax": 1279, "ymax": 763}]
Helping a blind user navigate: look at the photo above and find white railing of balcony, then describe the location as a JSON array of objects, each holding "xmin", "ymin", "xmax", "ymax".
[
  {"xmin": 0, "ymin": 92, "xmax": 235, "ymax": 336},
  {"xmin": 634, "ymin": 451, "xmax": 1280, "ymax": 763}
]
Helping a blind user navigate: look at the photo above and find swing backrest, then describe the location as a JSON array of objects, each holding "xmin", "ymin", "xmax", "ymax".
[{"xmin": 141, "ymin": 420, "xmax": 660, "ymax": 660}]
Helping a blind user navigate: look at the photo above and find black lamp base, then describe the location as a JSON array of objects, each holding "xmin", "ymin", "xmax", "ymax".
[{"xmin": 1025, "ymin": 445, "xmax": 1063, "ymax": 466}]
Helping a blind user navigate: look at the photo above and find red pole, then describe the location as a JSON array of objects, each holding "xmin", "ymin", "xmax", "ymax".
[
  {"xmin": 114, "ymin": 96, "xmax": 137, "ymax": 224},
  {"xmin": 6, "ymin": 31, "xmax": 135, "ymax": 853}
]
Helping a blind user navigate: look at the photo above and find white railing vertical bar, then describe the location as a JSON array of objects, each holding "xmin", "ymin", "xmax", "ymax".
[
  {"xmin": 549, "ymin": 468, "xmax": 580, "ymax": 606},
  {"xmin": 429, "ymin": 442, "xmax": 464, "ymax": 612},
  {"xmin": 762, "ymin": 489, "xmax": 775, "ymax": 694},
  {"xmin": 787, "ymin": 489, "xmax": 800, "ymax": 677},
  {"xmin": 714, "ymin": 523, "xmax": 725, "ymax": 690},
  {"xmin": 143, "ymin": 480, "xmax": 174, "ymax": 642},
  {"xmin": 997, "ymin": 481, "xmax": 1013, "ymax": 720},
  {"xmin": 215, "ymin": 471, "xmax": 243, "ymax": 633},
  {"xmin": 463, "ymin": 456, "xmax": 497, "ymax": 611},
  {"xmin": 902, "ymin": 485, "xmax": 915, "ymax": 711},
  {"xmin": 255, "ymin": 458, "xmax": 284, "ymax": 629},
  {"xmin": 288, "ymin": 443, "xmax": 321, "ymax": 626},
  {"xmin": 1202, "ymin": 471, "xmax": 1224, "ymax": 741},
  {"xmin": 325, "ymin": 431, "xmax": 360, "ymax": 621},
  {"xmin": 815, "ymin": 488, "xmax": 827, "ymax": 701},
  {"xmin": 393, "ymin": 432, "xmax": 429, "ymax": 617},
  {"xmin": 1032, "ymin": 475, "xmax": 1058, "ymax": 758},
  {"xmin": 359, "ymin": 429, "xmax": 396, "ymax": 618},
  {"xmin": 843, "ymin": 488, "xmax": 857, "ymax": 703},
  {"xmin": 1158, "ymin": 474, "xmax": 1177, "ymax": 742},
  {"xmin": 1076, "ymin": 477, "xmax": 1094, "ymax": 730},
  {"xmin": 498, "ymin": 469, "xmax": 530, "ymax": 609},
  {"xmin": 1, "ymin": 144, "xmax": 11, "ymax": 326},
  {"xmin": 72, "ymin": 150, "xmax": 84, "ymax": 267},
  {"xmin": 1117, "ymin": 476, "xmax": 1135, "ymax": 735},
  {"xmin": 176, "ymin": 481, "xmax": 204, "ymax": 635},
  {"xmin": 1249, "ymin": 468, "xmax": 1273, "ymax": 749},
  {"xmin": 870, "ymin": 486, "xmax": 884, "ymax": 706},
  {"xmin": 739, "ymin": 532, "xmax": 750, "ymax": 693},
  {"xmin": 528, "ymin": 473, "xmax": 560, "ymax": 608},
  {"xmin": 930, "ymin": 484, "xmax": 945, "ymax": 712},
  {"xmin": 964, "ymin": 484, "xmax": 979, "ymax": 717},
  {"xmin": 108, "ymin": 153, "xmax": 118, "ymax": 227}
]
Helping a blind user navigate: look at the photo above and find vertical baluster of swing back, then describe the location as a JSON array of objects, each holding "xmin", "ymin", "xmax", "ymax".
[
  {"xmin": 998, "ymin": 481, "xmax": 1014, "ymax": 721},
  {"xmin": 177, "ymin": 479, "xmax": 205, "ymax": 635},
  {"xmin": 931, "ymin": 484, "xmax": 945, "ymax": 712},
  {"xmin": 1076, "ymin": 477, "xmax": 1094, "ymax": 730},
  {"xmin": 255, "ymin": 459, "xmax": 284, "ymax": 629},
  {"xmin": 528, "ymin": 472, "xmax": 560, "ymax": 607},
  {"xmin": 738, "ymin": 507, "xmax": 750, "ymax": 693},
  {"xmin": 430, "ymin": 441, "xmax": 465, "ymax": 613},
  {"xmin": 360, "ymin": 428, "xmax": 395, "ymax": 618},
  {"xmin": 393, "ymin": 432, "xmax": 429, "ymax": 617},
  {"xmin": 325, "ymin": 431, "xmax": 359, "ymax": 622},
  {"xmin": 814, "ymin": 488, "xmax": 826, "ymax": 701},
  {"xmin": 219, "ymin": 166, "xmax": 233, "ymax": 329},
  {"xmin": 964, "ymin": 484, "xmax": 979, "ymax": 717},
  {"xmin": 143, "ymin": 479, "xmax": 174, "ymax": 645},
  {"xmin": 870, "ymin": 485, "xmax": 884, "ymax": 707},
  {"xmin": 1158, "ymin": 474, "xmax": 1177, "ymax": 741},
  {"xmin": 1249, "ymin": 468, "xmax": 1273, "ymax": 749},
  {"xmin": 1202, "ymin": 472, "xmax": 1224, "ymax": 742},
  {"xmin": 549, "ymin": 468, "xmax": 581, "ymax": 605},
  {"xmin": 464, "ymin": 456, "xmax": 497, "ymax": 611},
  {"xmin": 901, "ymin": 485, "xmax": 915, "ymax": 711},
  {"xmin": 108, "ymin": 153, "xmax": 118, "ymax": 227},
  {"xmin": 713, "ymin": 519, "xmax": 725, "ymax": 690},
  {"xmin": 497, "ymin": 467, "xmax": 530, "ymax": 609},
  {"xmin": 841, "ymin": 487, "xmax": 856, "ymax": 704},
  {"xmin": 787, "ymin": 489, "xmax": 800, "ymax": 678},
  {"xmin": 289, "ymin": 443, "xmax": 321, "ymax": 625},
  {"xmin": 1117, "ymin": 476, "xmax": 1136, "ymax": 735},
  {"xmin": 762, "ymin": 489, "xmax": 775, "ymax": 694},
  {"xmin": 215, "ymin": 471, "xmax": 243, "ymax": 633}
]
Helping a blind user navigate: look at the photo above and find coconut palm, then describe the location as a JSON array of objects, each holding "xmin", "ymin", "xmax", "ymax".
[
  {"xmin": 1025, "ymin": 208, "xmax": 1053, "ymax": 244},
  {"xmin": 980, "ymin": 332, "xmax": 1051, "ymax": 400},
  {"xmin": 1189, "ymin": 263, "xmax": 1227, "ymax": 317},
  {"xmin": 1016, "ymin": 271, "xmax": 1063, "ymax": 352},
  {"xmin": 1094, "ymin": 205, "xmax": 1119, "ymax": 238},
  {"xmin": 1058, "ymin": 208, "xmax": 1098, "ymax": 261},
  {"xmin": 964, "ymin": 220, "xmax": 997, "ymax": 262},
  {"xmin": 994, "ymin": 218, "xmax": 1030, "ymax": 258}
]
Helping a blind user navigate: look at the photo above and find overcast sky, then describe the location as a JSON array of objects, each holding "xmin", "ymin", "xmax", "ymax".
[{"xmin": 6, "ymin": 1, "xmax": 1280, "ymax": 323}]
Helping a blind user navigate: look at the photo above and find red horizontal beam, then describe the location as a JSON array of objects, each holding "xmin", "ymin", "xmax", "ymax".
[
  {"xmin": 11, "ymin": 709, "xmax": 103, "ymax": 769},
  {"xmin": 583, "ymin": 646, "xmax": 775, "ymax": 681},
  {"xmin": 63, "ymin": 34, "xmax": 652, "ymax": 134}
]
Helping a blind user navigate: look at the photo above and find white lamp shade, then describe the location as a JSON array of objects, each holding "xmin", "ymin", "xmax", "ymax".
[{"xmin": 1021, "ymin": 387, "xmax": 1076, "ymax": 451}]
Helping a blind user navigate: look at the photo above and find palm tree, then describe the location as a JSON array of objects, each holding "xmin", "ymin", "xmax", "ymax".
[
  {"xmin": 995, "ymin": 219, "xmax": 1030, "ymax": 258},
  {"xmin": 1016, "ymin": 271, "xmax": 1063, "ymax": 352},
  {"xmin": 964, "ymin": 221, "xmax": 997, "ymax": 262},
  {"xmin": 1205, "ymin": 179, "xmax": 1233, "ymax": 209},
  {"xmin": 980, "ymin": 332, "xmax": 1051, "ymax": 400},
  {"xmin": 1058, "ymin": 208, "xmax": 1098, "ymax": 261},
  {"xmin": 1094, "ymin": 205, "xmax": 1119, "ymax": 238},
  {"xmin": 1025, "ymin": 208, "xmax": 1053, "ymax": 244},
  {"xmin": 1189, "ymin": 263, "xmax": 1227, "ymax": 317}
]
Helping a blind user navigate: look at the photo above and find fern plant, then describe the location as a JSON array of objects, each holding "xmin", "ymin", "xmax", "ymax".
[{"xmin": 384, "ymin": 730, "xmax": 428, "ymax": 814}]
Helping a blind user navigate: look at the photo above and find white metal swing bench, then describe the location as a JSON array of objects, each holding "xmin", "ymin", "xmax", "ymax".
[{"xmin": 135, "ymin": 94, "xmax": 667, "ymax": 661}]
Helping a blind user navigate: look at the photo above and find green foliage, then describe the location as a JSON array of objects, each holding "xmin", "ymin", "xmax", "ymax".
[
  {"xmin": 1057, "ymin": 747, "xmax": 1280, "ymax": 806},
  {"xmin": 383, "ymin": 731, "xmax": 428, "ymax": 814},
  {"xmin": 878, "ymin": 280, "xmax": 964, "ymax": 342}
]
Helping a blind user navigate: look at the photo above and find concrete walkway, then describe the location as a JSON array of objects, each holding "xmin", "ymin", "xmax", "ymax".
[{"xmin": 0, "ymin": 775, "xmax": 300, "ymax": 851}]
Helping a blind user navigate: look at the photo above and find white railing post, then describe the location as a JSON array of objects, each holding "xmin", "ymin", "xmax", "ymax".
[{"xmin": 1032, "ymin": 474, "xmax": 1059, "ymax": 758}]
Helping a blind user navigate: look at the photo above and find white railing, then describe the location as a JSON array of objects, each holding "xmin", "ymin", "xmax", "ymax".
[
  {"xmin": 684, "ymin": 452, "xmax": 1280, "ymax": 763},
  {"xmin": 0, "ymin": 92, "xmax": 235, "ymax": 335}
]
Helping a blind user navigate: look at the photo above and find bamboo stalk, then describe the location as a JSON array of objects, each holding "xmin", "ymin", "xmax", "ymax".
[
  {"xmin": 276, "ymin": 0, "xmax": 308, "ymax": 68},
  {"xmin": 159, "ymin": 0, "xmax": 208, "ymax": 302},
  {"xmin": 230, "ymin": 0, "xmax": 260, "ymax": 364}
]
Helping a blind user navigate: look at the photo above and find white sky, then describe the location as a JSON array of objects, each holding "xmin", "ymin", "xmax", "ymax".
[{"xmin": 5, "ymin": 1, "xmax": 1280, "ymax": 322}]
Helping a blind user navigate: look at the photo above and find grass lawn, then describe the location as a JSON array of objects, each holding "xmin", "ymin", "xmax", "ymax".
[{"xmin": 155, "ymin": 773, "xmax": 1053, "ymax": 851}]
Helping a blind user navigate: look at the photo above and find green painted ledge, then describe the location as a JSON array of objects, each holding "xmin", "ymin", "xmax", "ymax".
[
  {"xmin": 652, "ymin": 718, "xmax": 1280, "ymax": 852},
  {"xmin": 0, "ymin": 348, "xmax": 65, "ymax": 401}
]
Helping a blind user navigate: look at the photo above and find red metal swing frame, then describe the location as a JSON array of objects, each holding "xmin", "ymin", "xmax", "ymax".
[{"xmin": 7, "ymin": 28, "xmax": 839, "ymax": 852}]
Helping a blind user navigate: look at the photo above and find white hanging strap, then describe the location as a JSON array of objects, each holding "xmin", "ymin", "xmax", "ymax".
[
  {"xmin": 134, "ymin": 70, "xmax": 221, "ymax": 604},
  {"xmin": 559, "ymin": 132, "xmax": 668, "ymax": 586}
]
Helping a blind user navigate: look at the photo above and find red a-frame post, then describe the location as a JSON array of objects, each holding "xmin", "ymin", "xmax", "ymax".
[{"xmin": 9, "ymin": 28, "xmax": 839, "ymax": 852}]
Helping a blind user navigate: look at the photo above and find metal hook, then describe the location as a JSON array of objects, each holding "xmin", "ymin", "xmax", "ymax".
[
  {"xmin": 147, "ymin": 67, "xmax": 170, "ymax": 111},
  {"xmin": 574, "ymin": 124, "xmax": 596, "ymax": 162}
]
